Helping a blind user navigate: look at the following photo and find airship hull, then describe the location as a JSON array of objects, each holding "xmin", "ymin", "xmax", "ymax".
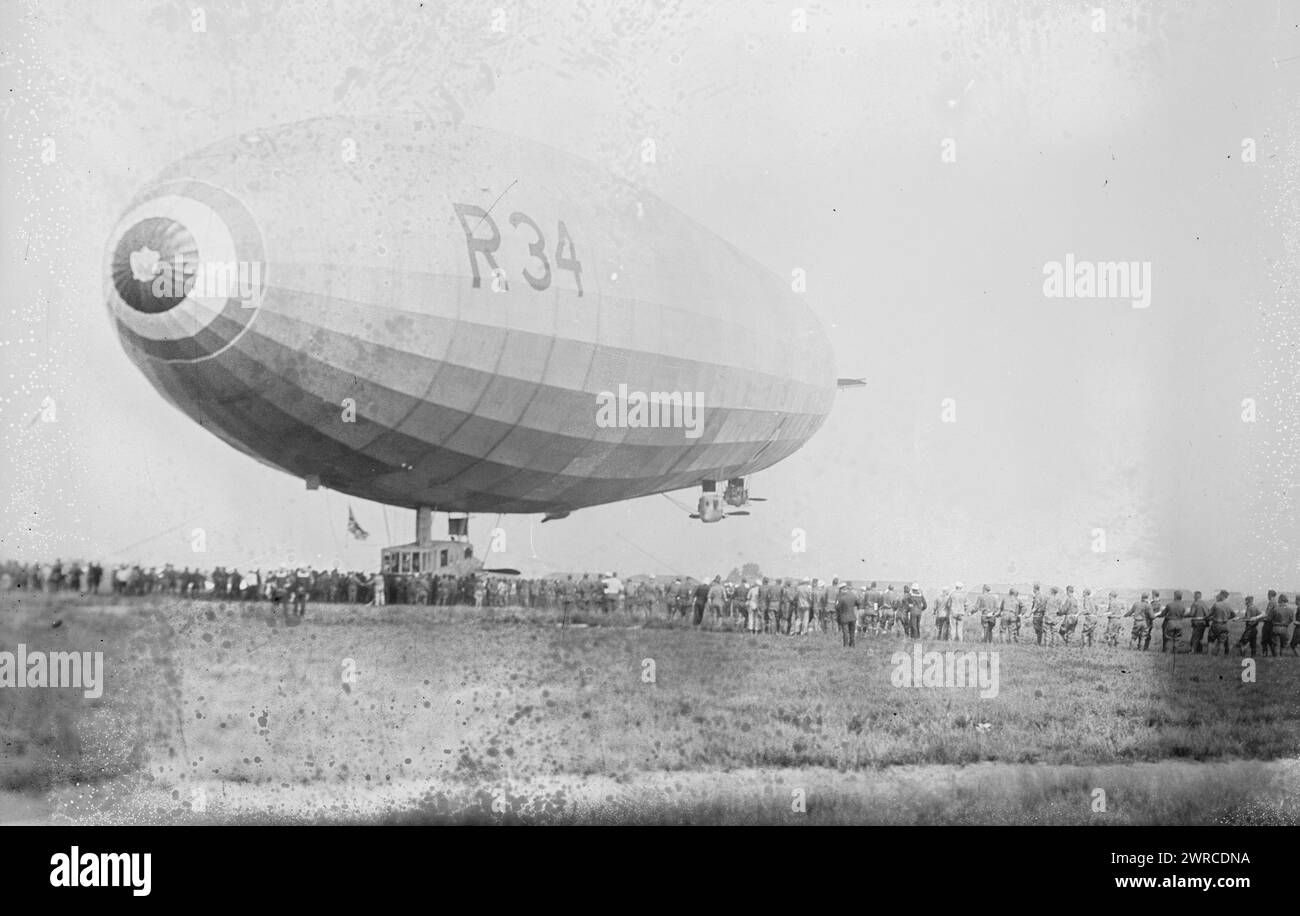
[{"xmin": 106, "ymin": 118, "xmax": 836, "ymax": 514}]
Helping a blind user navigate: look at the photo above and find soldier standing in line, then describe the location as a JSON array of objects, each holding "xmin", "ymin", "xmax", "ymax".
[
  {"xmin": 756, "ymin": 577, "xmax": 774, "ymax": 633},
  {"xmin": 862, "ymin": 581, "xmax": 881, "ymax": 635},
  {"xmin": 950, "ymin": 583, "xmax": 968, "ymax": 642},
  {"xmin": 665, "ymin": 577, "xmax": 682, "ymax": 620},
  {"xmin": 1030, "ymin": 584, "xmax": 1048, "ymax": 646},
  {"xmin": 1237, "ymin": 596, "xmax": 1263, "ymax": 657},
  {"xmin": 744, "ymin": 580, "xmax": 760, "ymax": 634},
  {"xmin": 1206, "ymin": 590, "xmax": 1235, "ymax": 656},
  {"xmin": 1261, "ymin": 590, "xmax": 1278, "ymax": 656},
  {"xmin": 977, "ymin": 584, "xmax": 999, "ymax": 644},
  {"xmin": 793, "ymin": 578, "xmax": 814, "ymax": 635},
  {"xmin": 706, "ymin": 576, "xmax": 727, "ymax": 629},
  {"xmin": 1000, "ymin": 588, "xmax": 1024, "ymax": 643},
  {"xmin": 835, "ymin": 581, "xmax": 860, "ymax": 647},
  {"xmin": 1124, "ymin": 592, "xmax": 1150, "ymax": 649},
  {"xmin": 934, "ymin": 587, "xmax": 951, "ymax": 640},
  {"xmin": 1079, "ymin": 588, "xmax": 1098, "ymax": 647},
  {"xmin": 1269, "ymin": 594, "xmax": 1295, "ymax": 656},
  {"xmin": 693, "ymin": 577, "xmax": 710, "ymax": 627},
  {"xmin": 815, "ymin": 578, "xmax": 831, "ymax": 633},
  {"xmin": 1058, "ymin": 585, "xmax": 1079, "ymax": 646},
  {"xmin": 905, "ymin": 583, "xmax": 927, "ymax": 639},
  {"xmin": 1043, "ymin": 586, "xmax": 1064, "ymax": 647},
  {"xmin": 1188, "ymin": 590, "xmax": 1210, "ymax": 653},
  {"xmin": 1159, "ymin": 590, "xmax": 1187, "ymax": 653},
  {"xmin": 1103, "ymin": 590, "xmax": 1126, "ymax": 647},
  {"xmin": 779, "ymin": 578, "xmax": 797, "ymax": 635}
]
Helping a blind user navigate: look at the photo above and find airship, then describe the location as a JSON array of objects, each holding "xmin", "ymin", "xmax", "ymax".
[{"xmin": 104, "ymin": 116, "xmax": 845, "ymax": 539}]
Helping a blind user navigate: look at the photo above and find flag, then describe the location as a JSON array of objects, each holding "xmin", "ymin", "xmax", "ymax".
[{"xmin": 347, "ymin": 506, "xmax": 369, "ymax": 541}]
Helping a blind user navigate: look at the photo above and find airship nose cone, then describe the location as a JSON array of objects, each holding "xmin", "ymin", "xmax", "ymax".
[
  {"xmin": 110, "ymin": 216, "xmax": 199, "ymax": 315},
  {"xmin": 105, "ymin": 180, "xmax": 265, "ymax": 363}
]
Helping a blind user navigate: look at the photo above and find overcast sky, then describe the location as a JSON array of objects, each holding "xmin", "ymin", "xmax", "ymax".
[{"xmin": 2, "ymin": 0, "xmax": 1297, "ymax": 589}]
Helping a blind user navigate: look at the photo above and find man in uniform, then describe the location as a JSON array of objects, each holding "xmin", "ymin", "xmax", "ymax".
[
  {"xmin": 1103, "ymin": 590, "xmax": 1126, "ymax": 647},
  {"xmin": 1124, "ymin": 592, "xmax": 1148, "ymax": 649},
  {"xmin": 780, "ymin": 578, "xmax": 798, "ymax": 635},
  {"xmin": 1044, "ymin": 586, "xmax": 1064, "ymax": 647},
  {"xmin": 880, "ymin": 584, "xmax": 898, "ymax": 635},
  {"xmin": 693, "ymin": 578, "xmax": 710, "ymax": 627},
  {"xmin": 706, "ymin": 576, "xmax": 727, "ymax": 629},
  {"xmin": 1079, "ymin": 588, "xmax": 1098, "ymax": 647},
  {"xmin": 1000, "ymin": 588, "xmax": 1024, "ymax": 643},
  {"xmin": 744, "ymin": 580, "xmax": 760, "ymax": 634},
  {"xmin": 1237, "ymin": 596, "xmax": 1263, "ymax": 657},
  {"xmin": 1058, "ymin": 585, "xmax": 1079, "ymax": 646},
  {"xmin": 904, "ymin": 583, "xmax": 927, "ymax": 639},
  {"xmin": 1188, "ymin": 590, "xmax": 1210, "ymax": 654},
  {"xmin": 758, "ymin": 577, "xmax": 777, "ymax": 633},
  {"xmin": 1159, "ymin": 590, "xmax": 1187, "ymax": 653},
  {"xmin": 835, "ymin": 581, "xmax": 860, "ymax": 647},
  {"xmin": 933, "ymin": 587, "xmax": 951, "ymax": 641},
  {"xmin": 815, "ymin": 578, "xmax": 831, "ymax": 633},
  {"xmin": 1269, "ymin": 594, "xmax": 1295, "ymax": 656},
  {"xmin": 794, "ymin": 578, "xmax": 814, "ymax": 635},
  {"xmin": 1030, "ymin": 584, "xmax": 1048, "ymax": 646},
  {"xmin": 1207, "ymin": 590, "xmax": 1235, "ymax": 656},
  {"xmin": 976, "ymin": 584, "xmax": 999, "ymax": 644},
  {"xmin": 862, "ymin": 581, "xmax": 882, "ymax": 635},
  {"xmin": 1261, "ymin": 590, "xmax": 1279, "ymax": 656},
  {"xmin": 950, "ymin": 582, "xmax": 968, "ymax": 642}
]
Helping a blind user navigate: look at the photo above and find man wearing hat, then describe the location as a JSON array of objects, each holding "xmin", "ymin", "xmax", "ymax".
[
  {"xmin": 977, "ymin": 584, "xmax": 1000, "ymax": 643},
  {"xmin": 904, "ymin": 583, "xmax": 927, "ymax": 639},
  {"xmin": 835, "ymin": 581, "xmax": 860, "ymax": 647}
]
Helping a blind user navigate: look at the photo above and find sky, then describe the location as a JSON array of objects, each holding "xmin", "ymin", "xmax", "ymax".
[{"xmin": 1, "ymin": 0, "xmax": 1297, "ymax": 589}]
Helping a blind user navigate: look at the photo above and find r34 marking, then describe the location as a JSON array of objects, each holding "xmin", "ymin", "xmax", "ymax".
[{"xmin": 453, "ymin": 203, "xmax": 584, "ymax": 296}]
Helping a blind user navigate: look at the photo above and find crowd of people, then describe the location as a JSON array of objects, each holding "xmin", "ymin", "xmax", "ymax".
[{"xmin": 3, "ymin": 559, "xmax": 1297, "ymax": 658}]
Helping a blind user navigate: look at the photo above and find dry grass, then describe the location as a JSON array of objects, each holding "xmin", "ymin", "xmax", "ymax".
[{"xmin": 2, "ymin": 594, "xmax": 1298, "ymax": 824}]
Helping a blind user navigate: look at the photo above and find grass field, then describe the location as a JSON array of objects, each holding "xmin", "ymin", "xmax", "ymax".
[{"xmin": 2, "ymin": 594, "xmax": 1299, "ymax": 824}]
